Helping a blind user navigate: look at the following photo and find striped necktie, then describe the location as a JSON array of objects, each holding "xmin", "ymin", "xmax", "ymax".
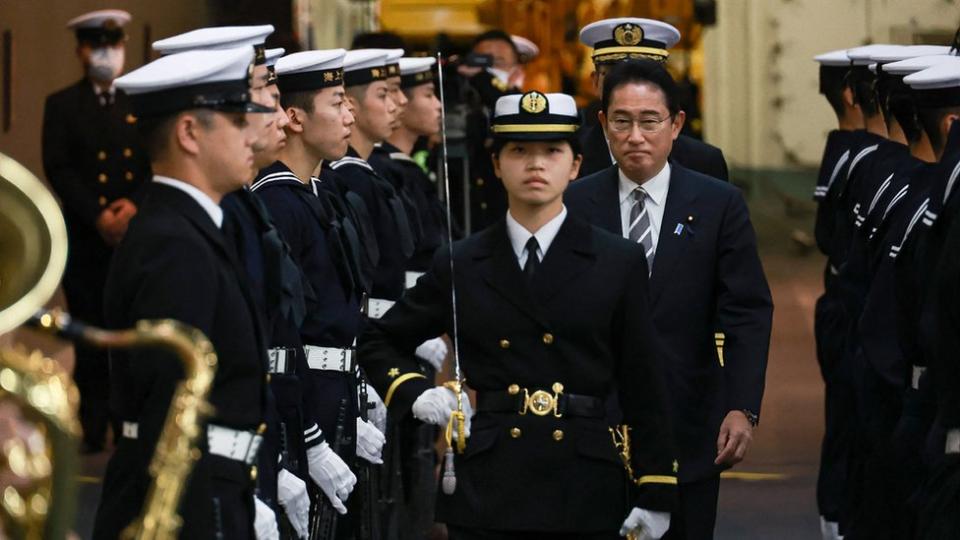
[{"xmin": 627, "ymin": 187, "xmax": 655, "ymax": 270}]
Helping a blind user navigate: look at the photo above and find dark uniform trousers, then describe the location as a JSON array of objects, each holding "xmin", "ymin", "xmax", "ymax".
[
  {"xmin": 577, "ymin": 122, "xmax": 729, "ymax": 182},
  {"xmin": 41, "ymin": 78, "xmax": 150, "ymax": 448},
  {"xmin": 95, "ymin": 183, "xmax": 267, "ymax": 539},
  {"xmin": 359, "ymin": 216, "xmax": 679, "ymax": 534},
  {"xmin": 566, "ymin": 164, "xmax": 773, "ymax": 540}
]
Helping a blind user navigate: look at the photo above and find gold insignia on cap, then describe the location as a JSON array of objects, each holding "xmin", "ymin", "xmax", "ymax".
[
  {"xmin": 324, "ymin": 71, "xmax": 335, "ymax": 82},
  {"xmin": 520, "ymin": 91, "xmax": 548, "ymax": 114},
  {"xmin": 371, "ymin": 68, "xmax": 381, "ymax": 78},
  {"xmin": 614, "ymin": 23, "xmax": 644, "ymax": 46}
]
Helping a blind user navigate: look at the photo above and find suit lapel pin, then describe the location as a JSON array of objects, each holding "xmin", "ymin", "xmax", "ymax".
[{"xmin": 674, "ymin": 224, "xmax": 684, "ymax": 235}]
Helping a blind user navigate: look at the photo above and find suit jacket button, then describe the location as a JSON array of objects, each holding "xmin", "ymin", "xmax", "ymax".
[
  {"xmin": 510, "ymin": 427, "xmax": 522, "ymax": 438},
  {"xmin": 552, "ymin": 430, "xmax": 564, "ymax": 441},
  {"xmin": 499, "ymin": 339, "xmax": 510, "ymax": 349},
  {"xmin": 98, "ymin": 173, "xmax": 108, "ymax": 183},
  {"xmin": 97, "ymin": 151, "xmax": 107, "ymax": 161},
  {"xmin": 542, "ymin": 333, "xmax": 554, "ymax": 345}
]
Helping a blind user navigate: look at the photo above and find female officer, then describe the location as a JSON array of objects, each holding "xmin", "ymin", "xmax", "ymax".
[{"xmin": 359, "ymin": 91, "xmax": 677, "ymax": 539}]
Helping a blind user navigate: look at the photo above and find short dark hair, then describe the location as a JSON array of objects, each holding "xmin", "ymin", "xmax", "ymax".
[
  {"xmin": 281, "ymin": 89, "xmax": 319, "ymax": 113},
  {"xmin": 819, "ymin": 66, "xmax": 849, "ymax": 119},
  {"xmin": 846, "ymin": 66, "xmax": 881, "ymax": 117},
  {"xmin": 351, "ymin": 31, "xmax": 407, "ymax": 50},
  {"xmin": 918, "ymin": 105, "xmax": 960, "ymax": 155},
  {"xmin": 601, "ymin": 59, "xmax": 681, "ymax": 117},
  {"xmin": 472, "ymin": 29, "xmax": 520, "ymax": 61},
  {"xmin": 884, "ymin": 80, "xmax": 923, "ymax": 143},
  {"xmin": 490, "ymin": 135, "xmax": 582, "ymax": 157},
  {"xmin": 137, "ymin": 109, "xmax": 214, "ymax": 162}
]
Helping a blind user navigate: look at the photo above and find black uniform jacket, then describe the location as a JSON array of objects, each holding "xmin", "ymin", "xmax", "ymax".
[
  {"xmin": 566, "ymin": 163, "xmax": 773, "ymax": 482},
  {"xmin": 96, "ymin": 182, "xmax": 267, "ymax": 539},
  {"xmin": 358, "ymin": 216, "xmax": 677, "ymax": 532},
  {"xmin": 577, "ymin": 121, "xmax": 730, "ymax": 181},
  {"xmin": 252, "ymin": 162, "xmax": 364, "ymax": 450}
]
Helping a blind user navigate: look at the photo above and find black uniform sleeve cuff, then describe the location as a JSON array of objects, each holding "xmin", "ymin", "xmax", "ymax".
[
  {"xmin": 383, "ymin": 373, "xmax": 433, "ymax": 417},
  {"xmin": 632, "ymin": 478, "xmax": 678, "ymax": 513}
]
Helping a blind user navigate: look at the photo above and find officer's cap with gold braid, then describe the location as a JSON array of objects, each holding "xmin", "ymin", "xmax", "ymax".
[
  {"xmin": 153, "ymin": 25, "xmax": 275, "ymax": 66},
  {"xmin": 115, "ymin": 46, "xmax": 274, "ymax": 118},
  {"xmin": 491, "ymin": 91, "xmax": 580, "ymax": 141},
  {"xmin": 343, "ymin": 50, "xmax": 390, "ymax": 87},
  {"xmin": 275, "ymin": 49, "xmax": 346, "ymax": 94},
  {"xmin": 67, "ymin": 9, "xmax": 130, "ymax": 46},
  {"xmin": 264, "ymin": 48, "xmax": 285, "ymax": 86},
  {"xmin": 399, "ymin": 57, "xmax": 437, "ymax": 89},
  {"xmin": 579, "ymin": 18, "xmax": 680, "ymax": 65}
]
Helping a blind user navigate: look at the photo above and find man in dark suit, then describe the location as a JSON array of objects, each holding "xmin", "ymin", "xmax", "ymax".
[
  {"xmin": 576, "ymin": 18, "xmax": 729, "ymax": 181},
  {"xmin": 95, "ymin": 46, "xmax": 276, "ymax": 539},
  {"xmin": 360, "ymin": 90, "xmax": 677, "ymax": 539},
  {"xmin": 41, "ymin": 9, "xmax": 150, "ymax": 453},
  {"xmin": 566, "ymin": 60, "xmax": 772, "ymax": 540}
]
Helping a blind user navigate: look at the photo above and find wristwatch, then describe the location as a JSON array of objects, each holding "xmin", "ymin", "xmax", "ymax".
[{"xmin": 741, "ymin": 409, "xmax": 759, "ymax": 428}]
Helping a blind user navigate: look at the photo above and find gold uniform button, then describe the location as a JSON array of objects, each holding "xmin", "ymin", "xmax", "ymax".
[
  {"xmin": 123, "ymin": 147, "xmax": 133, "ymax": 158},
  {"xmin": 542, "ymin": 333, "xmax": 554, "ymax": 345},
  {"xmin": 476, "ymin": 178, "xmax": 485, "ymax": 187},
  {"xmin": 499, "ymin": 339, "xmax": 510, "ymax": 349},
  {"xmin": 510, "ymin": 427, "xmax": 522, "ymax": 439},
  {"xmin": 125, "ymin": 171, "xmax": 134, "ymax": 181},
  {"xmin": 249, "ymin": 465, "xmax": 258, "ymax": 482},
  {"xmin": 98, "ymin": 173, "xmax": 108, "ymax": 183},
  {"xmin": 265, "ymin": 374, "xmax": 272, "ymax": 384},
  {"xmin": 98, "ymin": 196, "xmax": 107, "ymax": 206},
  {"xmin": 480, "ymin": 202, "xmax": 488, "ymax": 210},
  {"xmin": 258, "ymin": 423, "xmax": 268, "ymax": 434},
  {"xmin": 552, "ymin": 430, "xmax": 564, "ymax": 441},
  {"xmin": 507, "ymin": 384, "xmax": 520, "ymax": 395},
  {"xmin": 97, "ymin": 151, "xmax": 107, "ymax": 161}
]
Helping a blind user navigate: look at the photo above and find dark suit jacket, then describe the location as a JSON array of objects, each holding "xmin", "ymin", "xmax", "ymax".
[
  {"xmin": 359, "ymin": 216, "xmax": 677, "ymax": 532},
  {"xmin": 577, "ymin": 121, "xmax": 730, "ymax": 181},
  {"xmin": 95, "ymin": 182, "xmax": 267, "ymax": 539},
  {"xmin": 566, "ymin": 164, "xmax": 772, "ymax": 482}
]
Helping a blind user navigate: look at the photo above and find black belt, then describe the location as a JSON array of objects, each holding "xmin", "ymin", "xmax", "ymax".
[{"xmin": 477, "ymin": 389, "xmax": 605, "ymax": 419}]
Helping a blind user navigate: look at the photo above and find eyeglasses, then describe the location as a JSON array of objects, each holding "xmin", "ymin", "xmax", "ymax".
[{"xmin": 607, "ymin": 115, "xmax": 673, "ymax": 134}]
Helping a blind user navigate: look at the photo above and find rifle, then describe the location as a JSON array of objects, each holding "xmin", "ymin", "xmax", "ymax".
[
  {"xmin": 277, "ymin": 421, "xmax": 296, "ymax": 539},
  {"xmin": 357, "ymin": 370, "xmax": 382, "ymax": 540},
  {"xmin": 310, "ymin": 398, "xmax": 347, "ymax": 540}
]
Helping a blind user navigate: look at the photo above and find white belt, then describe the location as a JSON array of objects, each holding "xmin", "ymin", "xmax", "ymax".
[
  {"xmin": 304, "ymin": 345, "xmax": 355, "ymax": 372},
  {"xmin": 207, "ymin": 424, "xmax": 263, "ymax": 464},
  {"xmin": 366, "ymin": 298, "xmax": 396, "ymax": 320},
  {"xmin": 947, "ymin": 429, "xmax": 960, "ymax": 455},
  {"xmin": 911, "ymin": 365, "xmax": 926, "ymax": 391},
  {"xmin": 122, "ymin": 421, "xmax": 139, "ymax": 440},
  {"xmin": 404, "ymin": 271, "xmax": 424, "ymax": 290},
  {"xmin": 268, "ymin": 347, "xmax": 296, "ymax": 374}
]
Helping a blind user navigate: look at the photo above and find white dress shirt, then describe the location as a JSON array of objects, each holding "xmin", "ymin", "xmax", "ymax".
[
  {"xmin": 618, "ymin": 163, "xmax": 671, "ymax": 253},
  {"xmin": 153, "ymin": 175, "xmax": 224, "ymax": 228},
  {"xmin": 505, "ymin": 206, "xmax": 567, "ymax": 269}
]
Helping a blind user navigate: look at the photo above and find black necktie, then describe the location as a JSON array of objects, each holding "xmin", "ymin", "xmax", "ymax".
[{"xmin": 523, "ymin": 237, "xmax": 540, "ymax": 282}]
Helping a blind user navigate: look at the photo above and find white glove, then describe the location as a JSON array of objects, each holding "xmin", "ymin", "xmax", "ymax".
[
  {"xmin": 820, "ymin": 517, "xmax": 843, "ymax": 540},
  {"xmin": 306, "ymin": 441, "xmax": 356, "ymax": 515},
  {"xmin": 360, "ymin": 383, "xmax": 387, "ymax": 433},
  {"xmin": 411, "ymin": 386, "xmax": 473, "ymax": 438},
  {"xmin": 276, "ymin": 468, "xmax": 309, "ymax": 539},
  {"xmin": 619, "ymin": 508, "xmax": 671, "ymax": 539},
  {"xmin": 254, "ymin": 496, "xmax": 280, "ymax": 540},
  {"xmin": 415, "ymin": 337, "xmax": 448, "ymax": 371},
  {"xmin": 356, "ymin": 417, "xmax": 386, "ymax": 465}
]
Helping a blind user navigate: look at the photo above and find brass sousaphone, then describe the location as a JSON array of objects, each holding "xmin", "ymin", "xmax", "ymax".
[{"xmin": 0, "ymin": 152, "xmax": 218, "ymax": 539}]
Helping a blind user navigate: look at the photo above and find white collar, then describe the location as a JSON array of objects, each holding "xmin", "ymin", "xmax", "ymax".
[
  {"xmin": 153, "ymin": 175, "xmax": 224, "ymax": 228},
  {"xmin": 505, "ymin": 205, "xmax": 568, "ymax": 260},
  {"xmin": 618, "ymin": 162, "xmax": 671, "ymax": 206}
]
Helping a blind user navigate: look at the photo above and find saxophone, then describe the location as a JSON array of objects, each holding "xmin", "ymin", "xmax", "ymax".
[{"xmin": 0, "ymin": 151, "xmax": 217, "ymax": 539}]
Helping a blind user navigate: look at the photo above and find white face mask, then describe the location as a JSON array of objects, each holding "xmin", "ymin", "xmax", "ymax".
[
  {"xmin": 88, "ymin": 46, "xmax": 124, "ymax": 83},
  {"xmin": 487, "ymin": 67, "xmax": 511, "ymax": 86}
]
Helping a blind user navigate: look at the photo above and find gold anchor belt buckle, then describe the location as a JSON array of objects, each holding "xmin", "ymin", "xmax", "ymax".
[{"xmin": 512, "ymin": 383, "xmax": 565, "ymax": 417}]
